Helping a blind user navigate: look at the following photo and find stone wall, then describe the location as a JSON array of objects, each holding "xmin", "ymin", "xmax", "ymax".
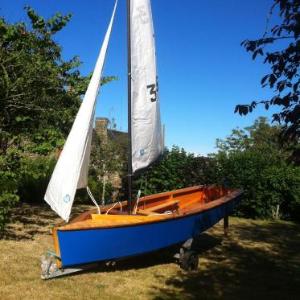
[{"xmin": 94, "ymin": 117, "xmax": 128, "ymax": 190}]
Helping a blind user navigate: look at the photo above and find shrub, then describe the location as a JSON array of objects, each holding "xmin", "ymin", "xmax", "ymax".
[
  {"xmin": 0, "ymin": 192, "xmax": 19, "ymax": 234},
  {"xmin": 215, "ymin": 150, "xmax": 300, "ymax": 220},
  {"xmin": 130, "ymin": 146, "xmax": 217, "ymax": 198},
  {"xmin": 0, "ymin": 149, "xmax": 20, "ymax": 234},
  {"xmin": 18, "ymin": 155, "xmax": 57, "ymax": 203},
  {"xmin": 214, "ymin": 118, "xmax": 300, "ymax": 221}
]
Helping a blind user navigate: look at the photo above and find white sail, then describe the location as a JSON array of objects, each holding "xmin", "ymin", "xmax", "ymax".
[
  {"xmin": 44, "ymin": 0, "xmax": 118, "ymax": 222},
  {"xmin": 130, "ymin": 0, "xmax": 163, "ymax": 173}
]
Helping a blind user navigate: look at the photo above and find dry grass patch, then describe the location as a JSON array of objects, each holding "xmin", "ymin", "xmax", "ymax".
[{"xmin": 1, "ymin": 204, "xmax": 300, "ymax": 299}]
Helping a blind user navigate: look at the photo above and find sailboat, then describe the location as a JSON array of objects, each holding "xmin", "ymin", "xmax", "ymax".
[{"xmin": 41, "ymin": 0, "xmax": 242, "ymax": 279}]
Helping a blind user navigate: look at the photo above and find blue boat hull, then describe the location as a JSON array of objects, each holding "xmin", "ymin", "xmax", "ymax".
[{"xmin": 57, "ymin": 196, "xmax": 240, "ymax": 267}]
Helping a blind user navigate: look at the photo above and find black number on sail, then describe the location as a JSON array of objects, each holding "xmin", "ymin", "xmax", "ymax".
[{"xmin": 147, "ymin": 84, "xmax": 157, "ymax": 102}]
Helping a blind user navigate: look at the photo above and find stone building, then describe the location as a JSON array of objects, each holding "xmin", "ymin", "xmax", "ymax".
[{"xmin": 94, "ymin": 117, "xmax": 128, "ymax": 190}]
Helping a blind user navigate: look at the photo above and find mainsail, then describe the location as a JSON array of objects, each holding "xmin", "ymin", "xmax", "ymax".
[
  {"xmin": 44, "ymin": 1, "xmax": 118, "ymax": 222},
  {"xmin": 130, "ymin": 0, "xmax": 163, "ymax": 173}
]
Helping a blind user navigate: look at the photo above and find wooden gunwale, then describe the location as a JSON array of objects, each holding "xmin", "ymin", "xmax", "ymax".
[{"xmin": 56, "ymin": 188, "xmax": 242, "ymax": 231}]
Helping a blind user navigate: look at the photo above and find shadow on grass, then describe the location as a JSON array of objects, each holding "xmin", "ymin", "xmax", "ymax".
[
  {"xmin": 2, "ymin": 203, "xmax": 92, "ymax": 240},
  {"xmin": 3, "ymin": 204, "xmax": 300, "ymax": 300},
  {"xmin": 152, "ymin": 220, "xmax": 300, "ymax": 300}
]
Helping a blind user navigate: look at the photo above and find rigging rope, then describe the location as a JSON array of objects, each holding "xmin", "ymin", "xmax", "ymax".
[
  {"xmin": 105, "ymin": 201, "xmax": 123, "ymax": 214},
  {"xmin": 133, "ymin": 189, "xmax": 141, "ymax": 214},
  {"xmin": 86, "ymin": 186, "xmax": 101, "ymax": 214},
  {"xmin": 133, "ymin": 175, "xmax": 147, "ymax": 214}
]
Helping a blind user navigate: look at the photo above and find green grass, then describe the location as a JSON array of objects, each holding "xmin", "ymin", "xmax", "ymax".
[{"xmin": 1, "ymin": 204, "xmax": 300, "ymax": 300}]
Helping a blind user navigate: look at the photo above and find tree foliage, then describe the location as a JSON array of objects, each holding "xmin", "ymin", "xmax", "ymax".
[
  {"xmin": 89, "ymin": 120, "xmax": 127, "ymax": 204},
  {"xmin": 235, "ymin": 0, "xmax": 300, "ymax": 142},
  {"xmin": 1, "ymin": 5, "xmax": 300, "ymax": 234},
  {"xmin": 0, "ymin": 7, "xmax": 114, "ymax": 233},
  {"xmin": 126, "ymin": 119, "xmax": 300, "ymax": 222},
  {"xmin": 0, "ymin": 149, "xmax": 20, "ymax": 235},
  {"xmin": 130, "ymin": 146, "xmax": 217, "ymax": 198},
  {"xmin": 0, "ymin": 7, "xmax": 89, "ymax": 150},
  {"xmin": 214, "ymin": 117, "xmax": 300, "ymax": 220}
]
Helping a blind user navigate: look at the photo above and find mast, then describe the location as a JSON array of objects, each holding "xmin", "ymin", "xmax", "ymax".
[{"xmin": 127, "ymin": 0, "xmax": 132, "ymax": 213}]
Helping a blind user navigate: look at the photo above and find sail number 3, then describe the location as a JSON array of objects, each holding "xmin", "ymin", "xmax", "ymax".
[{"xmin": 147, "ymin": 83, "xmax": 157, "ymax": 102}]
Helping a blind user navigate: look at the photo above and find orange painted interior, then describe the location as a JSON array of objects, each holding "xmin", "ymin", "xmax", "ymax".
[{"xmin": 53, "ymin": 185, "xmax": 242, "ymax": 232}]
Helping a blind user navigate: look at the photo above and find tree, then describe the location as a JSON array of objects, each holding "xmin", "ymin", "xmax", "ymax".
[
  {"xmin": 131, "ymin": 146, "xmax": 216, "ymax": 198},
  {"xmin": 0, "ymin": 7, "xmax": 84, "ymax": 233},
  {"xmin": 214, "ymin": 118, "xmax": 300, "ymax": 221},
  {"xmin": 0, "ymin": 7, "xmax": 114, "ymax": 233},
  {"xmin": 216, "ymin": 117, "xmax": 290, "ymax": 158},
  {"xmin": 235, "ymin": 0, "xmax": 300, "ymax": 143},
  {"xmin": 0, "ymin": 7, "xmax": 90, "ymax": 153},
  {"xmin": 89, "ymin": 119, "xmax": 127, "ymax": 205}
]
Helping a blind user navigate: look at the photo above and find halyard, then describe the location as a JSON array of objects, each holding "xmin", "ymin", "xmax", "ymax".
[{"xmin": 1, "ymin": 204, "xmax": 300, "ymax": 300}]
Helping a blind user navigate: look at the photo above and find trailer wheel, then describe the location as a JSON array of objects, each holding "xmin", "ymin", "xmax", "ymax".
[{"xmin": 180, "ymin": 250, "xmax": 199, "ymax": 271}]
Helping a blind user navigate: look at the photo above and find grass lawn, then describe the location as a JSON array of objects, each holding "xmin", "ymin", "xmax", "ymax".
[{"xmin": 1, "ymin": 204, "xmax": 300, "ymax": 300}]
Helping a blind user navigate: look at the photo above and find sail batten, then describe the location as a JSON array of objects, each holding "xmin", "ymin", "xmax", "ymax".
[
  {"xmin": 44, "ymin": 1, "xmax": 118, "ymax": 222},
  {"xmin": 130, "ymin": 0, "xmax": 163, "ymax": 174}
]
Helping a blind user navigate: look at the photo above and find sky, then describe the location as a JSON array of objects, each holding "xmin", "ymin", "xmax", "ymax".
[{"xmin": 1, "ymin": 0, "xmax": 279, "ymax": 155}]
